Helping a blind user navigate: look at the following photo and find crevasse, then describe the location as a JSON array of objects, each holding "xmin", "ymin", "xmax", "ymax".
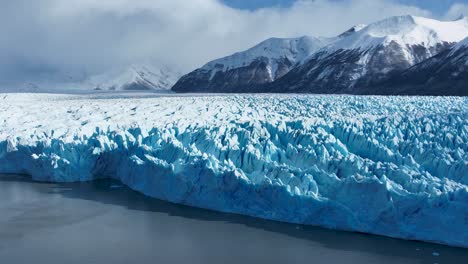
[{"xmin": 0, "ymin": 94, "xmax": 467, "ymax": 247}]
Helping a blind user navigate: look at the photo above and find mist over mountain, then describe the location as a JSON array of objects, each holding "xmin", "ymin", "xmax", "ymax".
[
  {"xmin": 1, "ymin": 1, "xmax": 467, "ymax": 94},
  {"xmin": 0, "ymin": 0, "xmax": 455, "ymax": 91}
]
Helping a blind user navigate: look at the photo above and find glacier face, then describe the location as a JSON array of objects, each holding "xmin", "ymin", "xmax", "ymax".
[{"xmin": 0, "ymin": 93, "xmax": 467, "ymax": 247}]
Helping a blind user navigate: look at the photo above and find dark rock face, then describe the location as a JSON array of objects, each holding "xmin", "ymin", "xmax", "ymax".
[
  {"xmin": 274, "ymin": 57, "xmax": 294, "ymax": 79},
  {"xmin": 377, "ymin": 45, "xmax": 468, "ymax": 96},
  {"xmin": 171, "ymin": 15, "xmax": 468, "ymax": 95},
  {"xmin": 172, "ymin": 36, "xmax": 466, "ymax": 95},
  {"xmin": 266, "ymin": 42, "xmax": 461, "ymax": 95},
  {"xmin": 266, "ymin": 49, "xmax": 368, "ymax": 94},
  {"xmin": 172, "ymin": 57, "xmax": 294, "ymax": 93}
]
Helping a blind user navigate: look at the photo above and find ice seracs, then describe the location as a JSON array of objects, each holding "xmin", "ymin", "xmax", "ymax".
[{"xmin": 0, "ymin": 93, "xmax": 467, "ymax": 247}]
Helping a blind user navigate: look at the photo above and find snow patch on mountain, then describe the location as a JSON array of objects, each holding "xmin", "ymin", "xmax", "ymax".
[
  {"xmin": 0, "ymin": 65, "xmax": 180, "ymax": 93},
  {"xmin": 271, "ymin": 15, "xmax": 468, "ymax": 93},
  {"xmin": 338, "ymin": 24, "xmax": 367, "ymax": 38},
  {"xmin": 328, "ymin": 15, "xmax": 468, "ymax": 51},
  {"xmin": 1, "ymin": 93, "xmax": 467, "ymax": 247},
  {"xmin": 88, "ymin": 65, "xmax": 180, "ymax": 91},
  {"xmin": 202, "ymin": 36, "xmax": 325, "ymax": 80},
  {"xmin": 172, "ymin": 15, "xmax": 468, "ymax": 94}
]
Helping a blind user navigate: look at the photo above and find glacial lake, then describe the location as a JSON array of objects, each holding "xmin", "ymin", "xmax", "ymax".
[{"xmin": 0, "ymin": 174, "xmax": 466, "ymax": 264}]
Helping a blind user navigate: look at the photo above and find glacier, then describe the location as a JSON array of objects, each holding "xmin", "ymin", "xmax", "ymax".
[{"xmin": 0, "ymin": 93, "xmax": 467, "ymax": 247}]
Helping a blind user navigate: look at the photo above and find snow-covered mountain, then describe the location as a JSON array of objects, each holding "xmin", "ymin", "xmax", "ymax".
[
  {"xmin": 1, "ymin": 64, "xmax": 180, "ymax": 93},
  {"xmin": 172, "ymin": 36, "xmax": 325, "ymax": 93},
  {"xmin": 88, "ymin": 65, "xmax": 180, "ymax": 91},
  {"xmin": 328, "ymin": 15, "xmax": 467, "ymax": 52},
  {"xmin": 377, "ymin": 36, "xmax": 468, "ymax": 95},
  {"xmin": 269, "ymin": 15, "xmax": 468, "ymax": 94},
  {"xmin": 173, "ymin": 15, "xmax": 468, "ymax": 95}
]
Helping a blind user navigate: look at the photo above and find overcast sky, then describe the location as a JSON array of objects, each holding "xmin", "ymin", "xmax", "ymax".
[
  {"xmin": 222, "ymin": 0, "xmax": 466, "ymax": 16},
  {"xmin": 1, "ymin": 0, "xmax": 467, "ymax": 81}
]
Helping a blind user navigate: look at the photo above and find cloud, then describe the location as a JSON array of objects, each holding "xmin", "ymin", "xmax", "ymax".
[
  {"xmin": 0, "ymin": 0, "xmax": 436, "ymax": 82},
  {"xmin": 445, "ymin": 3, "xmax": 468, "ymax": 19}
]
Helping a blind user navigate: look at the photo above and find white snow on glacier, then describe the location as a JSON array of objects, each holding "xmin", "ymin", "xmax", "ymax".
[{"xmin": 0, "ymin": 93, "xmax": 467, "ymax": 247}]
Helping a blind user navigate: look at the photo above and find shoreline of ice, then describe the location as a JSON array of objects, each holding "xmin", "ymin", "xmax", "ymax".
[{"xmin": 1, "ymin": 93, "xmax": 467, "ymax": 247}]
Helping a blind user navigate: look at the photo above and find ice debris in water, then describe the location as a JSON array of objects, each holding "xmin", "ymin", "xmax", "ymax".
[{"xmin": 0, "ymin": 93, "xmax": 467, "ymax": 247}]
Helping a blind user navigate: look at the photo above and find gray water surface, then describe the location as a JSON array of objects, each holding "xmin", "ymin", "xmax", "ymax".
[{"xmin": 0, "ymin": 174, "xmax": 466, "ymax": 264}]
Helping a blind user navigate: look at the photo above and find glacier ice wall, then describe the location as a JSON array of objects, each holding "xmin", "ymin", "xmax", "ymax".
[{"xmin": 0, "ymin": 93, "xmax": 467, "ymax": 247}]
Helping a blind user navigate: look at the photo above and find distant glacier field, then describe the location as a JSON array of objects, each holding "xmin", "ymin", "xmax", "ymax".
[{"xmin": 0, "ymin": 93, "xmax": 467, "ymax": 247}]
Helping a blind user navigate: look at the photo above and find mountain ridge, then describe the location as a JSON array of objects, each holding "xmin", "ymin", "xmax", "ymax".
[
  {"xmin": 375, "ymin": 36, "xmax": 468, "ymax": 96},
  {"xmin": 172, "ymin": 36, "xmax": 326, "ymax": 93},
  {"xmin": 0, "ymin": 64, "xmax": 180, "ymax": 93},
  {"xmin": 173, "ymin": 15, "xmax": 468, "ymax": 95}
]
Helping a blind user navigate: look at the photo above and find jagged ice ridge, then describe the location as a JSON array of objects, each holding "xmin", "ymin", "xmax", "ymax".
[{"xmin": 0, "ymin": 94, "xmax": 467, "ymax": 247}]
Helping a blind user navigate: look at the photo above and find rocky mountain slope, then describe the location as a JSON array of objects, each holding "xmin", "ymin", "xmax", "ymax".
[
  {"xmin": 269, "ymin": 15, "xmax": 468, "ymax": 94},
  {"xmin": 173, "ymin": 15, "xmax": 468, "ymax": 95},
  {"xmin": 377, "ymin": 37, "xmax": 468, "ymax": 95},
  {"xmin": 172, "ymin": 36, "xmax": 325, "ymax": 93}
]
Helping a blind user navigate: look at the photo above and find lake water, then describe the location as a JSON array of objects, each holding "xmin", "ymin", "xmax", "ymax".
[{"xmin": 0, "ymin": 174, "xmax": 466, "ymax": 264}]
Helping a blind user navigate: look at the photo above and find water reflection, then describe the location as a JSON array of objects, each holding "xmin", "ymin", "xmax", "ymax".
[{"xmin": 0, "ymin": 174, "xmax": 466, "ymax": 264}]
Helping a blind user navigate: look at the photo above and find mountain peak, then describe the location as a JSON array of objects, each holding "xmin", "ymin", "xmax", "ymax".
[
  {"xmin": 173, "ymin": 14, "xmax": 468, "ymax": 95},
  {"xmin": 89, "ymin": 64, "xmax": 180, "ymax": 91},
  {"xmin": 174, "ymin": 34, "xmax": 327, "ymax": 93},
  {"xmin": 201, "ymin": 35, "xmax": 324, "ymax": 77},
  {"xmin": 338, "ymin": 24, "xmax": 367, "ymax": 38},
  {"xmin": 366, "ymin": 15, "xmax": 417, "ymax": 35},
  {"xmin": 326, "ymin": 15, "xmax": 468, "ymax": 51}
]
